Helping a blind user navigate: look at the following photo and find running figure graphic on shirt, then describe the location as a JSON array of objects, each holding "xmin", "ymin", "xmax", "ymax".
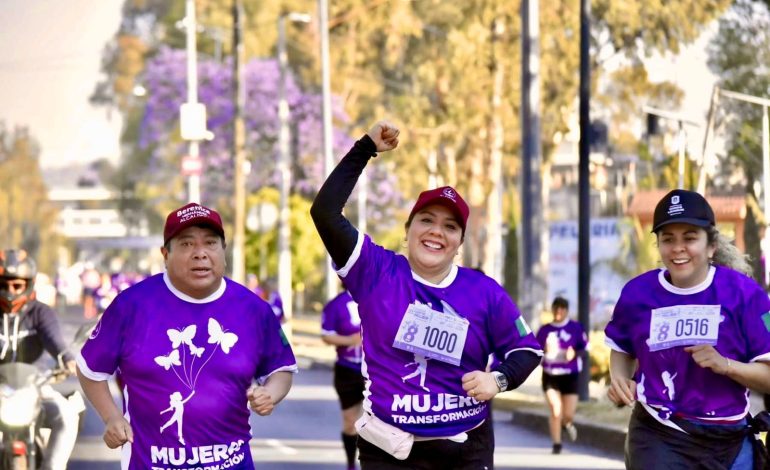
[
  {"xmin": 402, "ymin": 354, "xmax": 430, "ymax": 391},
  {"xmin": 160, "ymin": 391, "xmax": 196, "ymax": 445},
  {"xmin": 661, "ymin": 370, "xmax": 678, "ymax": 401}
]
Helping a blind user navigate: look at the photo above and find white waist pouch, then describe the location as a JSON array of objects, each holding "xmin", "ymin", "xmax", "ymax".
[{"xmin": 355, "ymin": 413, "xmax": 414, "ymax": 460}]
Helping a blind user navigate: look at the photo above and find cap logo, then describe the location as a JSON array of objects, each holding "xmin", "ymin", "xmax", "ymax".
[
  {"xmin": 441, "ymin": 187, "xmax": 457, "ymax": 202},
  {"xmin": 177, "ymin": 205, "xmax": 211, "ymax": 222},
  {"xmin": 667, "ymin": 195, "xmax": 684, "ymax": 216}
]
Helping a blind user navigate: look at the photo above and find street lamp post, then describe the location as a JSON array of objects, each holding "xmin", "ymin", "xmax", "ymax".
[
  {"xmin": 642, "ymin": 105, "xmax": 699, "ymax": 189},
  {"xmin": 232, "ymin": 0, "xmax": 246, "ymax": 284},
  {"xmin": 180, "ymin": 0, "xmax": 205, "ymax": 203},
  {"xmin": 702, "ymin": 88, "xmax": 770, "ymax": 286},
  {"xmin": 318, "ymin": 0, "xmax": 338, "ymax": 301},
  {"xmin": 277, "ymin": 12, "xmax": 311, "ymax": 329}
]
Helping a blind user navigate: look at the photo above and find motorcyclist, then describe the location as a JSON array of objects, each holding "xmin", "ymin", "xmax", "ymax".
[{"xmin": 0, "ymin": 249, "xmax": 79, "ymax": 470}]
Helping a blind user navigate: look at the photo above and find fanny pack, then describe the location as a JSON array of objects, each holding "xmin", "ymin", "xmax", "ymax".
[{"xmin": 355, "ymin": 413, "xmax": 414, "ymax": 460}]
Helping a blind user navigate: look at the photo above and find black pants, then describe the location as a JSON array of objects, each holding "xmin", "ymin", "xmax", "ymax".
[
  {"xmin": 626, "ymin": 404, "xmax": 746, "ymax": 470},
  {"xmin": 358, "ymin": 419, "xmax": 494, "ymax": 470}
]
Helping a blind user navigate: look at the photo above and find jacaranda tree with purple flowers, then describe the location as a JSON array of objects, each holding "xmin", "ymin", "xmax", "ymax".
[{"xmin": 138, "ymin": 46, "xmax": 400, "ymax": 223}]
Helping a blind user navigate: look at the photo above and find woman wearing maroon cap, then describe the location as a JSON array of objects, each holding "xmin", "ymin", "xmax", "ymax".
[{"xmin": 311, "ymin": 121, "xmax": 542, "ymax": 469}]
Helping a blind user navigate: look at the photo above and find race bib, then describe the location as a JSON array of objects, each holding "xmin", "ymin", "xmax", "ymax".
[
  {"xmin": 392, "ymin": 303, "xmax": 469, "ymax": 366},
  {"xmin": 648, "ymin": 305, "xmax": 721, "ymax": 352}
]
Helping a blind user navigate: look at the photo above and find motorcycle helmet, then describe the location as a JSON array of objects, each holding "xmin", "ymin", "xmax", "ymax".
[{"xmin": 0, "ymin": 249, "xmax": 37, "ymax": 314}]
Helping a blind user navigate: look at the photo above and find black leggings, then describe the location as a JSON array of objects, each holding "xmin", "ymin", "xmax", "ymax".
[
  {"xmin": 358, "ymin": 419, "xmax": 494, "ymax": 470},
  {"xmin": 626, "ymin": 404, "xmax": 746, "ymax": 470}
]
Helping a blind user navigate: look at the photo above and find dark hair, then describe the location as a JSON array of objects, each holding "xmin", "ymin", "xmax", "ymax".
[{"xmin": 551, "ymin": 296, "xmax": 569, "ymax": 311}]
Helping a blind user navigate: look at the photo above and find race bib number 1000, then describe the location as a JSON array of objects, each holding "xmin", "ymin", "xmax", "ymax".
[
  {"xmin": 392, "ymin": 303, "xmax": 469, "ymax": 366},
  {"xmin": 648, "ymin": 304, "xmax": 721, "ymax": 352}
]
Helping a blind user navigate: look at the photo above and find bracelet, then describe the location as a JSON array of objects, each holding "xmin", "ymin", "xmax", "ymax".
[{"xmin": 725, "ymin": 357, "xmax": 732, "ymax": 374}]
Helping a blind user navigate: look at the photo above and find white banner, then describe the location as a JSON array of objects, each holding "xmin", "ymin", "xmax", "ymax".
[{"xmin": 548, "ymin": 218, "xmax": 628, "ymax": 328}]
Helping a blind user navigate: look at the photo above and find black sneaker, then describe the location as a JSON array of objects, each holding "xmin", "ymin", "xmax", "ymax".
[{"xmin": 552, "ymin": 443, "xmax": 562, "ymax": 454}]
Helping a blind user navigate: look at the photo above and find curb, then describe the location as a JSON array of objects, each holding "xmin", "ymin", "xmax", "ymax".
[{"xmin": 497, "ymin": 404, "xmax": 626, "ymax": 458}]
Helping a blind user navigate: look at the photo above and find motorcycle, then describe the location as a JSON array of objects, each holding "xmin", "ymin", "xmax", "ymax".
[{"xmin": 0, "ymin": 323, "xmax": 91, "ymax": 470}]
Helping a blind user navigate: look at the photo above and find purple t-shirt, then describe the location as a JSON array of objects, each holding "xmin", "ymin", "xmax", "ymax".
[
  {"xmin": 338, "ymin": 234, "xmax": 542, "ymax": 437},
  {"xmin": 536, "ymin": 319, "xmax": 588, "ymax": 375},
  {"xmin": 321, "ymin": 290, "xmax": 362, "ymax": 370},
  {"xmin": 605, "ymin": 266, "xmax": 770, "ymax": 421},
  {"xmin": 77, "ymin": 273, "xmax": 297, "ymax": 470}
]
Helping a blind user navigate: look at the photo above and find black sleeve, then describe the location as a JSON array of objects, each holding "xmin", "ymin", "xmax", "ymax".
[
  {"xmin": 35, "ymin": 302, "xmax": 74, "ymax": 363},
  {"xmin": 310, "ymin": 135, "xmax": 378, "ymax": 268},
  {"xmin": 493, "ymin": 350, "xmax": 542, "ymax": 391}
]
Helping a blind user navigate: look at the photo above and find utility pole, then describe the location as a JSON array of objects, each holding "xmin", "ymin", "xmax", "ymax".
[
  {"xmin": 577, "ymin": 0, "xmax": 591, "ymax": 401},
  {"xmin": 277, "ymin": 14, "xmax": 294, "ymax": 328},
  {"xmin": 231, "ymin": 0, "xmax": 246, "ymax": 284},
  {"xmin": 484, "ymin": 17, "xmax": 505, "ymax": 283},
  {"xmin": 318, "ymin": 0, "xmax": 337, "ymax": 301},
  {"xmin": 181, "ymin": 0, "xmax": 204, "ymax": 203},
  {"xmin": 520, "ymin": 0, "xmax": 543, "ymax": 324}
]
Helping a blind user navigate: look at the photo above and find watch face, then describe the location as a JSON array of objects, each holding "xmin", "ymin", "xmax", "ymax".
[{"xmin": 494, "ymin": 373, "xmax": 507, "ymax": 390}]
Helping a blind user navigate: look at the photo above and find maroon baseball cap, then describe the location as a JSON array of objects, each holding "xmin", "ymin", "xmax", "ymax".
[
  {"xmin": 163, "ymin": 202, "xmax": 225, "ymax": 244},
  {"xmin": 408, "ymin": 186, "xmax": 469, "ymax": 232}
]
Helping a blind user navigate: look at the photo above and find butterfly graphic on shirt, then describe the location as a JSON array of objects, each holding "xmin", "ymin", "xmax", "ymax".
[
  {"xmin": 188, "ymin": 343, "xmax": 205, "ymax": 357},
  {"xmin": 168, "ymin": 325, "xmax": 196, "ymax": 348},
  {"xmin": 154, "ymin": 319, "xmax": 239, "ymax": 391},
  {"xmin": 154, "ymin": 349, "xmax": 181, "ymax": 370},
  {"xmin": 208, "ymin": 318, "xmax": 239, "ymax": 354}
]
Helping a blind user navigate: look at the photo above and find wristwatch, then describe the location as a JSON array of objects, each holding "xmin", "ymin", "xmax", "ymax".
[{"xmin": 491, "ymin": 371, "xmax": 508, "ymax": 393}]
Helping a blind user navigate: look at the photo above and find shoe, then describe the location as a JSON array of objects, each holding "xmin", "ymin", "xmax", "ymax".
[
  {"xmin": 552, "ymin": 443, "xmax": 562, "ymax": 454},
  {"xmin": 564, "ymin": 422, "xmax": 577, "ymax": 442}
]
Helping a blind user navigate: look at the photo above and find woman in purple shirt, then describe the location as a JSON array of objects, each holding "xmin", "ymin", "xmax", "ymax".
[
  {"xmin": 322, "ymin": 287, "xmax": 364, "ymax": 470},
  {"xmin": 605, "ymin": 189, "xmax": 770, "ymax": 469},
  {"xmin": 535, "ymin": 296, "xmax": 587, "ymax": 454},
  {"xmin": 311, "ymin": 120, "xmax": 542, "ymax": 469}
]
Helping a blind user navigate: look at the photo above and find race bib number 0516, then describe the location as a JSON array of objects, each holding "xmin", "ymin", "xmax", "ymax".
[
  {"xmin": 648, "ymin": 304, "xmax": 721, "ymax": 352},
  {"xmin": 392, "ymin": 303, "xmax": 469, "ymax": 366}
]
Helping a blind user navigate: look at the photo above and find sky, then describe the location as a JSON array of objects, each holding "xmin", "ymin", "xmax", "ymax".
[
  {"xmin": 0, "ymin": 0, "xmax": 124, "ymax": 169},
  {"xmin": 0, "ymin": 0, "xmax": 720, "ymax": 171}
]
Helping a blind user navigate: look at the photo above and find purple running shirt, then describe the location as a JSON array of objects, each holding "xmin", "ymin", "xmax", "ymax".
[
  {"xmin": 605, "ymin": 265, "xmax": 770, "ymax": 422},
  {"xmin": 338, "ymin": 233, "xmax": 542, "ymax": 437},
  {"xmin": 536, "ymin": 319, "xmax": 588, "ymax": 375},
  {"xmin": 77, "ymin": 273, "xmax": 297, "ymax": 470},
  {"xmin": 321, "ymin": 290, "xmax": 362, "ymax": 370}
]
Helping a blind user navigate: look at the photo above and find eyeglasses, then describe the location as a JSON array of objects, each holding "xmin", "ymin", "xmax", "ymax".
[{"xmin": 0, "ymin": 280, "xmax": 27, "ymax": 293}]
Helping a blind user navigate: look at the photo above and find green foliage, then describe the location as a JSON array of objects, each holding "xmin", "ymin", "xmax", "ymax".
[
  {"xmin": 588, "ymin": 330, "xmax": 611, "ymax": 383},
  {"xmin": 0, "ymin": 125, "xmax": 60, "ymax": 273}
]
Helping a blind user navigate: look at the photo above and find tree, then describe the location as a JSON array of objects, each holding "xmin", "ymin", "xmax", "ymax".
[
  {"xmin": 92, "ymin": 0, "xmax": 734, "ymax": 301},
  {"xmin": 706, "ymin": 0, "xmax": 770, "ymax": 284},
  {"xmin": 0, "ymin": 124, "xmax": 60, "ymax": 273}
]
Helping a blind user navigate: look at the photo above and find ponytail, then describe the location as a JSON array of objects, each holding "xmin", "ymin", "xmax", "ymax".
[{"xmin": 706, "ymin": 226, "xmax": 753, "ymax": 276}]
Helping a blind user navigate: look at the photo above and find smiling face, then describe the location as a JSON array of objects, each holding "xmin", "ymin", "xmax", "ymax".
[
  {"xmin": 405, "ymin": 204, "xmax": 463, "ymax": 283},
  {"xmin": 161, "ymin": 225, "xmax": 227, "ymax": 299},
  {"xmin": 656, "ymin": 223, "xmax": 716, "ymax": 288}
]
